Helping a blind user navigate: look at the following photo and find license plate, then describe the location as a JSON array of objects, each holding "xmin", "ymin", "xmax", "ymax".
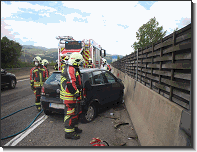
[{"xmin": 49, "ymin": 103, "xmax": 64, "ymax": 109}]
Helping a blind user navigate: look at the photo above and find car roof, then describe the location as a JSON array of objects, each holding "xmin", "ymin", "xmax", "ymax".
[{"xmin": 54, "ymin": 68, "xmax": 107, "ymax": 74}]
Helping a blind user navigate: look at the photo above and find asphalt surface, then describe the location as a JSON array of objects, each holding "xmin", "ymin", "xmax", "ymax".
[{"xmin": 1, "ymin": 67, "xmax": 140, "ymax": 147}]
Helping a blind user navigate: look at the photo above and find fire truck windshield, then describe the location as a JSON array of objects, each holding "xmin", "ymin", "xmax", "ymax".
[{"xmin": 65, "ymin": 41, "xmax": 82, "ymax": 49}]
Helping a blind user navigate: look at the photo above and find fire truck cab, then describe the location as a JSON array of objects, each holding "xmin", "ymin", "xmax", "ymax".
[{"xmin": 56, "ymin": 36, "xmax": 106, "ymax": 70}]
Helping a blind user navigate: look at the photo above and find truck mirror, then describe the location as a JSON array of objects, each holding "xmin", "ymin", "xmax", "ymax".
[{"xmin": 104, "ymin": 49, "xmax": 106, "ymax": 57}]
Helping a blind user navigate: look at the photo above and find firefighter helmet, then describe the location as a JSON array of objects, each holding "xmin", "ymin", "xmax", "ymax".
[
  {"xmin": 103, "ymin": 59, "xmax": 107, "ymax": 64},
  {"xmin": 42, "ymin": 59, "xmax": 49, "ymax": 66},
  {"xmin": 64, "ymin": 56, "xmax": 69, "ymax": 60},
  {"xmin": 33, "ymin": 56, "xmax": 42, "ymax": 64},
  {"xmin": 69, "ymin": 52, "xmax": 83, "ymax": 66},
  {"xmin": 88, "ymin": 58, "xmax": 92, "ymax": 61}
]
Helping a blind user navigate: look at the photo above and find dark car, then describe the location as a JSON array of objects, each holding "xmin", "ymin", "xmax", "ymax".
[
  {"xmin": 40, "ymin": 68, "xmax": 124, "ymax": 123},
  {"xmin": 1, "ymin": 68, "xmax": 17, "ymax": 89}
]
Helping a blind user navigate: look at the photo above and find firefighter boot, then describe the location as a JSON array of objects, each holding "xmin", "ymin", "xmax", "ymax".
[
  {"xmin": 65, "ymin": 132, "xmax": 80, "ymax": 140},
  {"xmin": 75, "ymin": 127, "xmax": 82, "ymax": 134},
  {"xmin": 37, "ymin": 106, "xmax": 41, "ymax": 112}
]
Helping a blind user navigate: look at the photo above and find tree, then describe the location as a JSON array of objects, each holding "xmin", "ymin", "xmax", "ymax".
[
  {"xmin": 1, "ymin": 36, "xmax": 22, "ymax": 68},
  {"xmin": 132, "ymin": 17, "xmax": 167, "ymax": 51},
  {"xmin": 117, "ymin": 55, "xmax": 120, "ymax": 60}
]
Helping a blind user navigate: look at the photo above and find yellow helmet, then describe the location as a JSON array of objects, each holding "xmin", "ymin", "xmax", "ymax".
[{"xmin": 69, "ymin": 52, "xmax": 83, "ymax": 66}]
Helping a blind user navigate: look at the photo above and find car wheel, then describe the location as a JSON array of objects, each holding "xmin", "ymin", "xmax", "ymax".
[
  {"xmin": 42, "ymin": 103, "xmax": 51, "ymax": 115},
  {"xmin": 43, "ymin": 108, "xmax": 51, "ymax": 115},
  {"xmin": 9, "ymin": 79, "xmax": 16, "ymax": 89},
  {"xmin": 80, "ymin": 103, "xmax": 97, "ymax": 123}
]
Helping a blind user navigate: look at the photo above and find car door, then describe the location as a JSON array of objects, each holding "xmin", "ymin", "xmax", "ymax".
[
  {"xmin": 90, "ymin": 70, "xmax": 110, "ymax": 105},
  {"xmin": 102, "ymin": 71, "xmax": 121, "ymax": 102}
]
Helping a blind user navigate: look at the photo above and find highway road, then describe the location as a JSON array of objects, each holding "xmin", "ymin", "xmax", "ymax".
[{"xmin": 1, "ymin": 73, "xmax": 140, "ymax": 147}]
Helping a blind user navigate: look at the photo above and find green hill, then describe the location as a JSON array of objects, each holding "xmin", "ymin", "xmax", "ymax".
[{"xmin": 20, "ymin": 45, "xmax": 124, "ymax": 63}]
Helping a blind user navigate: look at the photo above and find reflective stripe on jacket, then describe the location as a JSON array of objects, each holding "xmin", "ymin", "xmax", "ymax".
[
  {"xmin": 60, "ymin": 64, "xmax": 82, "ymax": 103},
  {"xmin": 30, "ymin": 66, "xmax": 47, "ymax": 88}
]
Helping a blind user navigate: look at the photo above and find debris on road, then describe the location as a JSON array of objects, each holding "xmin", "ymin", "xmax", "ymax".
[
  {"xmin": 110, "ymin": 113, "xmax": 114, "ymax": 116},
  {"xmin": 120, "ymin": 143, "xmax": 126, "ymax": 146},
  {"xmin": 104, "ymin": 116, "xmax": 119, "ymax": 120},
  {"xmin": 114, "ymin": 123, "xmax": 129, "ymax": 129}
]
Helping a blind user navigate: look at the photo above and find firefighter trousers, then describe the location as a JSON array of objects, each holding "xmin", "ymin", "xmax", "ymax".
[
  {"xmin": 34, "ymin": 87, "xmax": 41, "ymax": 110},
  {"xmin": 64, "ymin": 103, "xmax": 81, "ymax": 134}
]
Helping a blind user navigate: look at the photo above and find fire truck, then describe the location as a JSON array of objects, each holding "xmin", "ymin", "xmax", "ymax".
[{"xmin": 56, "ymin": 36, "xmax": 106, "ymax": 70}]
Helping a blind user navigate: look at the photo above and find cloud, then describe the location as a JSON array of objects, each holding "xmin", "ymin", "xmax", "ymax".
[
  {"xmin": 73, "ymin": 17, "xmax": 88, "ymax": 23},
  {"xmin": 117, "ymin": 24, "xmax": 129, "ymax": 29},
  {"xmin": 1, "ymin": 1, "xmax": 191, "ymax": 56}
]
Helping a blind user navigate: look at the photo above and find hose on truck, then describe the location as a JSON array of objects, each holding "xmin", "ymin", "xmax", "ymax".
[{"xmin": 1, "ymin": 105, "xmax": 43, "ymax": 140}]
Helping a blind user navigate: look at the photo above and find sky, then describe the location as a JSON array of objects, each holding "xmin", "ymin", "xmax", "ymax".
[{"xmin": 1, "ymin": 1, "xmax": 193, "ymax": 56}]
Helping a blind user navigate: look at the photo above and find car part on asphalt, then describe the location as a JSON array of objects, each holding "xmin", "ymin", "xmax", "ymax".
[
  {"xmin": 90, "ymin": 137, "xmax": 109, "ymax": 146},
  {"xmin": 1, "ymin": 105, "xmax": 43, "ymax": 140},
  {"xmin": 114, "ymin": 123, "xmax": 129, "ymax": 129}
]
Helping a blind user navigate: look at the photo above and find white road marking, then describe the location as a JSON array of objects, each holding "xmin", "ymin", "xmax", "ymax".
[
  {"xmin": 17, "ymin": 78, "xmax": 29, "ymax": 82},
  {"xmin": 4, "ymin": 115, "xmax": 48, "ymax": 146}
]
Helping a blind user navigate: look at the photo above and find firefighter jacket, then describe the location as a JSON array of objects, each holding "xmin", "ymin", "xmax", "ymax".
[
  {"xmin": 102, "ymin": 64, "xmax": 111, "ymax": 71},
  {"xmin": 30, "ymin": 66, "xmax": 49, "ymax": 88},
  {"xmin": 87, "ymin": 63, "xmax": 95, "ymax": 68},
  {"xmin": 60, "ymin": 63, "xmax": 82, "ymax": 104},
  {"xmin": 43, "ymin": 66, "xmax": 49, "ymax": 77}
]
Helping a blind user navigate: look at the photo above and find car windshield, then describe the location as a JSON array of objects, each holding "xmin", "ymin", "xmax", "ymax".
[{"xmin": 45, "ymin": 73, "xmax": 61, "ymax": 85}]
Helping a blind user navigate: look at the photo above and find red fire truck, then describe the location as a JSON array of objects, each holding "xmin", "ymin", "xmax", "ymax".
[{"xmin": 56, "ymin": 36, "xmax": 106, "ymax": 70}]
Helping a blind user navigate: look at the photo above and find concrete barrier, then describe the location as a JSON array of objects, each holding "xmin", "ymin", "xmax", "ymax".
[{"xmin": 111, "ymin": 66, "xmax": 189, "ymax": 146}]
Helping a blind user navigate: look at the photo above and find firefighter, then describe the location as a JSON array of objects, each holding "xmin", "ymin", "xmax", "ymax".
[
  {"xmin": 87, "ymin": 58, "xmax": 95, "ymax": 68},
  {"xmin": 61, "ymin": 55, "xmax": 69, "ymax": 69},
  {"xmin": 54, "ymin": 60, "xmax": 58, "ymax": 70},
  {"xmin": 60, "ymin": 52, "xmax": 83, "ymax": 140},
  {"xmin": 42, "ymin": 59, "xmax": 49, "ymax": 77},
  {"xmin": 30, "ymin": 56, "xmax": 49, "ymax": 112},
  {"xmin": 102, "ymin": 58, "xmax": 111, "ymax": 71}
]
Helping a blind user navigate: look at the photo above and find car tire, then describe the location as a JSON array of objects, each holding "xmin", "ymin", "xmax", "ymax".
[
  {"xmin": 80, "ymin": 103, "xmax": 97, "ymax": 123},
  {"xmin": 43, "ymin": 108, "xmax": 51, "ymax": 115},
  {"xmin": 9, "ymin": 79, "xmax": 16, "ymax": 89},
  {"xmin": 42, "ymin": 103, "xmax": 52, "ymax": 115}
]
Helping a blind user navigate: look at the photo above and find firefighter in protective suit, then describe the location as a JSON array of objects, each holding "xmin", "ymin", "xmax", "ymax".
[
  {"xmin": 61, "ymin": 55, "xmax": 69, "ymax": 68},
  {"xmin": 87, "ymin": 58, "xmax": 95, "ymax": 68},
  {"xmin": 30, "ymin": 56, "xmax": 49, "ymax": 111},
  {"xmin": 102, "ymin": 58, "xmax": 111, "ymax": 71},
  {"xmin": 60, "ymin": 52, "xmax": 83, "ymax": 140},
  {"xmin": 42, "ymin": 59, "xmax": 49, "ymax": 77}
]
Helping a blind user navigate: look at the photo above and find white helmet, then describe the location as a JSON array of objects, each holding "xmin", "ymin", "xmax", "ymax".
[
  {"xmin": 42, "ymin": 59, "xmax": 49, "ymax": 66},
  {"xmin": 69, "ymin": 52, "xmax": 83, "ymax": 66},
  {"xmin": 33, "ymin": 56, "xmax": 42, "ymax": 63},
  {"xmin": 103, "ymin": 59, "xmax": 107, "ymax": 64}
]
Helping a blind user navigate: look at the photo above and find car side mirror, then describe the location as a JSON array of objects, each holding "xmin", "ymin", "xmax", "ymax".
[{"xmin": 85, "ymin": 80, "xmax": 92, "ymax": 90}]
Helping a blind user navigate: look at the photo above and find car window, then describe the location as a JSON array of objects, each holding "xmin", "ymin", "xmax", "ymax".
[
  {"xmin": 45, "ymin": 73, "xmax": 61, "ymax": 85},
  {"xmin": 103, "ymin": 71, "xmax": 116, "ymax": 83},
  {"xmin": 92, "ymin": 71, "xmax": 105, "ymax": 84}
]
